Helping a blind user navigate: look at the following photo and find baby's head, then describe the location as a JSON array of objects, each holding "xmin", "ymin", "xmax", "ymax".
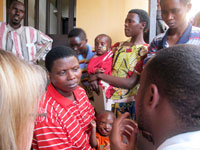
[
  {"xmin": 95, "ymin": 34, "xmax": 112, "ymax": 56},
  {"xmin": 96, "ymin": 111, "xmax": 115, "ymax": 137}
]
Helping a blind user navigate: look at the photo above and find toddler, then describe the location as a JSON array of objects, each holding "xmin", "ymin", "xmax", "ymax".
[{"xmin": 90, "ymin": 111, "xmax": 115, "ymax": 150}]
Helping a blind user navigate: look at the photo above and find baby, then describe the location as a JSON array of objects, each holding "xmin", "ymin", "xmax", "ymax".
[
  {"xmin": 90, "ymin": 111, "xmax": 116, "ymax": 150},
  {"xmin": 87, "ymin": 34, "xmax": 113, "ymax": 76}
]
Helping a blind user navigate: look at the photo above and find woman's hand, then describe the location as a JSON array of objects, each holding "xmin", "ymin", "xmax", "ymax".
[{"xmin": 89, "ymin": 80, "xmax": 100, "ymax": 95}]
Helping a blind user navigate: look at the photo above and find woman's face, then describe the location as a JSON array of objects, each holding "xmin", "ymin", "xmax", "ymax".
[
  {"xmin": 49, "ymin": 56, "xmax": 82, "ymax": 96},
  {"xmin": 124, "ymin": 13, "xmax": 142, "ymax": 37},
  {"xmin": 160, "ymin": 0, "xmax": 190, "ymax": 30}
]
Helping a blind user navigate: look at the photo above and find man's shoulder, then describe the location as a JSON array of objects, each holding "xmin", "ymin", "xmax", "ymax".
[
  {"xmin": 87, "ymin": 44, "xmax": 95, "ymax": 53},
  {"xmin": 191, "ymin": 26, "xmax": 200, "ymax": 35},
  {"xmin": 23, "ymin": 26, "xmax": 38, "ymax": 31},
  {"xmin": 0, "ymin": 22, "xmax": 6, "ymax": 26},
  {"xmin": 149, "ymin": 32, "xmax": 166, "ymax": 50},
  {"xmin": 186, "ymin": 26, "xmax": 200, "ymax": 45},
  {"xmin": 152, "ymin": 32, "xmax": 166, "ymax": 42},
  {"xmin": 87, "ymin": 44, "xmax": 96, "ymax": 58},
  {"xmin": 157, "ymin": 131, "xmax": 200, "ymax": 150}
]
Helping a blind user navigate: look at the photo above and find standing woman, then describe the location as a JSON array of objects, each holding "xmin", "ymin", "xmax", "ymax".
[
  {"xmin": 0, "ymin": 50, "xmax": 47, "ymax": 150},
  {"xmin": 91, "ymin": 9, "xmax": 149, "ymax": 119}
]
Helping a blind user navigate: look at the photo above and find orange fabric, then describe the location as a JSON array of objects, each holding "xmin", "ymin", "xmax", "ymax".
[{"xmin": 96, "ymin": 132, "xmax": 110, "ymax": 150}]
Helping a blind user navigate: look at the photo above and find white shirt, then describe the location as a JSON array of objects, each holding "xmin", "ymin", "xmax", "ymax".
[
  {"xmin": 0, "ymin": 22, "xmax": 52, "ymax": 61},
  {"xmin": 157, "ymin": 131, "xmax": 200, "ymax": 150}
]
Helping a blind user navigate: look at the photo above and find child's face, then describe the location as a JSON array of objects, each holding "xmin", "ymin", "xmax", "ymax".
[
  {"xmin": 96, "ymin": 112, "xmax": 115, "ymax": 136},
  {"xmin": 49, "ymin": 56, "xmax": 82, "ymax": 95},
  {"xmin": 160, "ymin": 0, "xmax": 191, "ymax": 30},
  {"xmin": 95, "ymin": 36, "xmax": 111, "ymax": 55},
  {"xmin": 69, "ymin": 36, "xmax": 87, "ymax": 55}
]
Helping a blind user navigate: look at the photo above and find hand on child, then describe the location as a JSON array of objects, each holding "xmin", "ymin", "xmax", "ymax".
[
  {"xmin": 109, "ymin": 112, "xmax": 138, "ymax": 150},
  {"xmin": 88, "ymin": 74, "xmax": 98, "ymax": 82},
  {"xmin": 89, "ymin": 80, "xmax": 100, "ymax": 95},
  {"xmin": 95, "ymin": 68, "xmax": 105, "ymax": 74}
]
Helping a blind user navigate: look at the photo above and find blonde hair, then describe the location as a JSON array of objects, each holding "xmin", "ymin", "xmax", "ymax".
[
  {"xmin": 0, "ymin": 50, "xmax": 47, "ymax": 150},
  {"xmin": 193, "ymin": 12, "xmax": 200, "ymax": 27}
]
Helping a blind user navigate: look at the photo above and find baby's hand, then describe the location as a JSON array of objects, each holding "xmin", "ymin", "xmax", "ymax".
[
  {"xmin": 95, "ymin": 68, "xmax": 105, "ymax": 74},
  {"xmin": 91, "ymin": 120, "xmax": 96, "ymax": 128}
]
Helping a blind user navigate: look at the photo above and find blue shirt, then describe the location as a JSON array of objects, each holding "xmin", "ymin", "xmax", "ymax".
[
  {"xmin": 77, "ymin": 44, "xmax": 96, "ymax": 86},
  {"xmin": 146, "ymin": 24, "xmax": 200, "ymax": 62}
]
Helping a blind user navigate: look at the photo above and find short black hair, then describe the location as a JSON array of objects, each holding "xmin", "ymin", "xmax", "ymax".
[
  {"xmin": 45, "ymin": 46, "xmax": 77, "ymax": 72},
  {"xmin": 160, "ymin": 0, "xmax": 191, "ymax": 5},
  {"xmin": 9, "ymin": 1, "xmax": 25, "ymax": 9},
  {"xmin": 128, "ymin": 9, "xmax": 149, "ymax": 31},
  {"xmin": 145, "ymin": 44, "xmax": 200, "ymax": 127},
  {"xmin": 95, "ymin": 34, "xmax": 112, "ymax": 47},
  {"xmin": 68, "ymin": 28, "xmax": 87, "ymax": 41}
]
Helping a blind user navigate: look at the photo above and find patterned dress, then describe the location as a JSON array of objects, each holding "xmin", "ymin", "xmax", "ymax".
[{"xmin": 106, "ymin": 40, "xmax": 148, "ymax": 119}]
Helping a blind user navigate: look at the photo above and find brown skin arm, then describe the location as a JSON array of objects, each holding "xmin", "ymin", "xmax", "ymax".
[
  {"xmin": 110, "ymin": 112, "xmax": 138, "ymax": 150},
  {"xmin": 90, "ymin": 80, "xmax": 100, "ymax": 95},
  {"xmin": 91, "ymin": 72, "xmax": 140, "ymax": 89},
  {"xmin": 90, "ymin": 120, "xmax": 98, "ymax": 148}
]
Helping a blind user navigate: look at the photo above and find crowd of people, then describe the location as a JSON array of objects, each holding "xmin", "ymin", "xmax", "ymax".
[{"xmin": 1, "ymin": 0, "xmax": 200, "ymax": 150}]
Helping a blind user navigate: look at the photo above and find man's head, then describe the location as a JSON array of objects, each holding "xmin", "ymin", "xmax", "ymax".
[
  {"xmin": 95, "ymin": 34, "xmax": 112, "ymax": 56},
  {"xmin": 8, "ymin": 1, "xmax": 25, "ymax": 29},
  {"xmin": 160, "ymin": 0, "xmax": 191, "ymax": 29},
  {"xmin": 136, "ymin": 44, "xmax": 200, "ymax": 146},
  {"xmin": 124, "ymin": 9, "xmax": 149, "ymax": 37},
  {"xmin": 68, "ymin": 28, "xmax": 88, "ymax": 55}
]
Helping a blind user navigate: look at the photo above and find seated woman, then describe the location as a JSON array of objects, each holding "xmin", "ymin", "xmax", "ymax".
[
  {"xmin": 32, "ymin": 46, "xmax": 95, "ymax": 149},
  {"xmin": 0, "ymin": 50, "xmax": 47, "ymax": 150}
]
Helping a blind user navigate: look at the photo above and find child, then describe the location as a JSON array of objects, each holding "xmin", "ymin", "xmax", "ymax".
[
  {"xmin": 90, "ymin": 111, "xmax": 115, "ymax": 150},
  {"xmin": 87, "ymin": 34, "xmax": 113, "ymax": 77},
  {"xmin": 33, "ymin": 46, "xmax": 95, "ymax": 149},
  {"xmin": 68, "ymin": 28, "xmax": 96, "ymax": 101}
]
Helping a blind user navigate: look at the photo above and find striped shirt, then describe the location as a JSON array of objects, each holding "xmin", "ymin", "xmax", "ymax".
[
  {"xmin": 0, "ymin": 22, "xmax": 52, "ymax": 62},
  {"xmin": 146, "ymin": 24, "xmax": 200, "ymax": 62},
  {"xmin": 32, "ymin": 84, "xmax": 95, "ymax": 150}
]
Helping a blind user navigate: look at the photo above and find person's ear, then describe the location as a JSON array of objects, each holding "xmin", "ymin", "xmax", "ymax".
[
  {"xmin": 140, "ymin": 22, "xmax": 146, "ymax": 30},
  {"xmin": 144, "ymin": 84, "xmax": 160, "ymax": 110}
]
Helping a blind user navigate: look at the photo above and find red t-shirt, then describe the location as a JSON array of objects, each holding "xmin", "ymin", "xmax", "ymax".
[{"xmin": 32, "ymin": 84, "xmax": 95, "ymax": 149}]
